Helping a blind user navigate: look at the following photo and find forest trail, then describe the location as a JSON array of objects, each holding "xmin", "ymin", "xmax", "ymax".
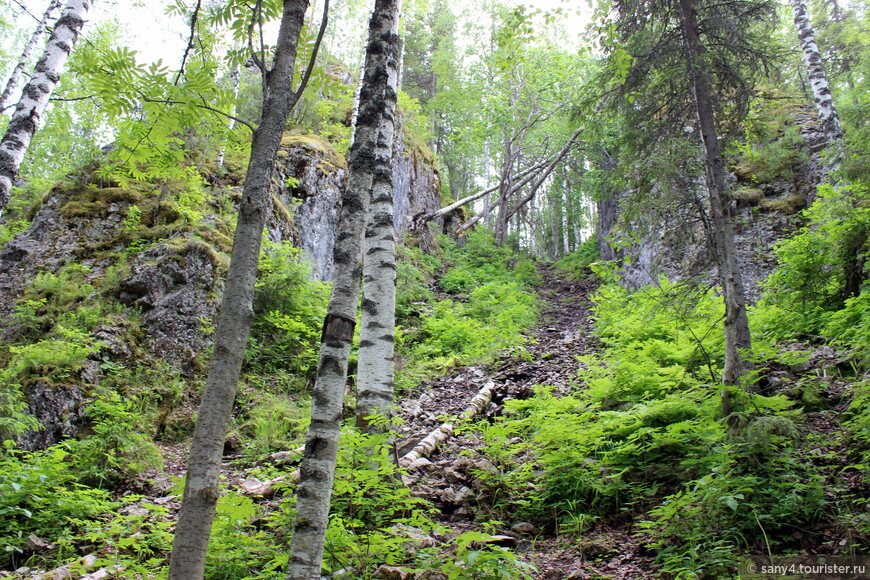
[{"xmin": 396, "ymin": 264, "xmax": 660, "ymax": 579}]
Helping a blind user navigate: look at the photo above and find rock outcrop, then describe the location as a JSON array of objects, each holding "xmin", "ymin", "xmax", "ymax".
[{"xmin": 0, "ymin": 127, "xmax": 442, "ymax": 449}]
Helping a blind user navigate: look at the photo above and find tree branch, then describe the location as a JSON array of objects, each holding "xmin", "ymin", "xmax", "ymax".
[
  {"xmin": 292, "ymin": 0, "xmax": 330, "ymax": 104},
  {"xmin": 175, "ymin": 0, "xmax": 203, "ymax": 85}
]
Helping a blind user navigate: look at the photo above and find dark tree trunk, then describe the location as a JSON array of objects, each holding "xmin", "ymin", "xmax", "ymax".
[
  {"xmin": 167, "ymin": 1, "xmax": 310, "ymax": 577},
  {"xmin": 677, "ymin": 0, "xmax": 754, "ymax": 387}
]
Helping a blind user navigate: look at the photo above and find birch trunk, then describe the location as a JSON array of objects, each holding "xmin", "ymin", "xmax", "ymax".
[
  {"xmin": 0, "ymin": 0, "xmax": 62, "ymax": 111},
  {"xmin": 678, "ymin": 0, "xmax": 753, "ymax": 387},
  {"xmin": 790, "ymin": 0, "xmax": 844, "ymax": 146},
  {"xmin": 167, "ymin": 2, "xmax": 309, "ymax": 577},
  {"xmin": 356, "ymin": 1, "xmax": 402, "ymax": 432},
  {"xmin": 0, "ymin": 0, "xmax": 90, "ymax": 215},
  {"xmin": 287, "ymin": 0, "xmax": 401, "ymax": 576}
]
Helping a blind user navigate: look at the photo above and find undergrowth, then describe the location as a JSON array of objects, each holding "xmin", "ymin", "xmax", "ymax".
[
  {"xmin": 396, "ymin": 230, "xmax": 540, "ymax": 391},
  {"xmin": 480, "ymin": 278, "xmax": 835, "ymax": 578}
]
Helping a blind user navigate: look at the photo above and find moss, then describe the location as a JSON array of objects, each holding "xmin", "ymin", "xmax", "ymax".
[
  {"xmin": 183, "ymin": 238, "xmax": 229, "ymax": 270},
  {"xmin": 60, "ymin": 200, "xmax": 107, "ymax": 218},
  {"xmin": 760, "ymin": 195, "xmax": 805, "ymax": 214},
  {"xmin": 93, "ymin": 187, "xmax": 146, "ymax": 204},
  {"xmin": 731, "ymin": 186, "xmax": 765, "ymax": 204},
  {"xmin": 280, "ymin": 132, "xmax": 347, "ymax": 170},
  {"xmin": 271, "ymin": 192, "xmax": 295, "ymax": 225},
  {"xmin": 194, "ymin": 226, "xmax": 233, "ymax": 253}
]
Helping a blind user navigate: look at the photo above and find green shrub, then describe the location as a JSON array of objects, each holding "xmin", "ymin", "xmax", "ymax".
[
  {"xmin": 554, "ymin": 238, "xmax": 600, "ymax": 281},
  {"xmin": 70, "ymin": 394, "xmax": 162, "ymax": 487},
  {"xmin": 758, "ymin": 184, "xmax": 869, "ymax": 346},
  {"xmin": 247, "ymin": 240, "xmax": 330, "ymax": 381},
  {"xmin": 0, "ymin": 444, "xmax": 116, "ymax": 568},
  {"xmin": 479, "ymin": 279, "xmax": 825, "ymax": 577}
]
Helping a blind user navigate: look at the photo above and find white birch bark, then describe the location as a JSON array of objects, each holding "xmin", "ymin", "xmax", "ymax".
[
  {"xmin": 0, "ymin": 0, "xmax": 90, "ymax": 215},
  {"xmin": 356, "ymin": 0, "xmax": 402, "ymax": 431},
  {"xmin": 0, "ymin": 0, "xmax": 62, "ymax": 112},
  {"xmin": 790, "ymin": 0, "xmax": 844, "ymax": 146},
  {"xmin": 287, "ymin": 0, "xmax": 402, "ymax": 576},
  {"xmin": 167, "ymin": 1, "xmax": 310, "ymax": 577}
]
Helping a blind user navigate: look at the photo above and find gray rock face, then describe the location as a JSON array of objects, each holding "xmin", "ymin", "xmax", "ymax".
[
  {"xmin": 0, "ymin": 128, "xmax": 442, "ymax": 449},
  {"xmin": 20, "ymin": 381, "xmax": 86, "ymax": 451},
  {"xmin": 269, "ymin": 128, "xmax": 441, "ymax": 280},
  {"xmin": 118, "ymin": 243, "xmax": 221, "ymax": 373},
  {"xmin": 270, "ymin": 137, "xmax": 346, "ymax": 281},
  {"xmin": 614, "ymin": 112, "xmax": 824, "ymax": 301}
]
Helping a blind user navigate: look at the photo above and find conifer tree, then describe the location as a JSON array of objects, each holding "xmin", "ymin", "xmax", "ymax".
[{"xmin": 603, "ymin": 0, "xmax": 777, "ymax": 385}]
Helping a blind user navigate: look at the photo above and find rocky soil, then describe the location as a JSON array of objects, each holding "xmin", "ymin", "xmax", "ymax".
[{"xmin": 394, "ymin": 264, "xmax": 660, "ymax": 579}]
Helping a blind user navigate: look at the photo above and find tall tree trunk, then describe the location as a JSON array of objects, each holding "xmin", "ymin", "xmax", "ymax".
[
  {"xmin": 0, "ymin": 0, "xmax": 62, "ymax": 112},
  {"xmin": 287, "ymin": 0, "xmax": 401, "ymax": 576},
  {"xmin": 167, "ymin": 2, "xmax": 310, "ymax": 577},
  {"xmin": 677, "ymin": 0, "xmax": 753, "ymax": 387},
  {"xmin": 356, "ymin": 0, "xmax": 401, "ymax": 431},
  {"xmin": 790, "ymin": 0, "xmax": 844, "ymax": 146},
  {"xmin": 596, "ymin": 148, "xmax": 619, "ymax": 262},
  {"xmin": 0, "ymin": 0, "xmax": 90, "ymax": 216}
]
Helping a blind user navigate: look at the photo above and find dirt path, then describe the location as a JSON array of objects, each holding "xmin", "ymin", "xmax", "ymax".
[{"xmin": 395, "ymin": 264, "xmax": 660, "ymax": 579}]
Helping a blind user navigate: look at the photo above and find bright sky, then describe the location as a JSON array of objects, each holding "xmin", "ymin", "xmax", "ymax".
[{"xmin": 1, "ymin": 0, "xmax": 593, "ymax": 88}]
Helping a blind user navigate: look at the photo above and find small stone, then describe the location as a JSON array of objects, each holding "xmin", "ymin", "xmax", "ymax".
[
  {"xmin": 373, "ymin": 565, "xmax": 415, "ymax": 579},
  {"xmin": 443, "ymin": 467, "xmax": 466, "ymax": 483},
  {"xmin": 454, "ymin": 486, "xmax": 474, "ymax": 503},
  {"xmin": 511, "ymin": 522, "xmax": 536, "ymax": 535}
]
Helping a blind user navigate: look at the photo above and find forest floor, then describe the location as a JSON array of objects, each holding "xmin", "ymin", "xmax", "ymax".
[
  {"xmin": 394, "ymin": 264, "xmax": 660, "ymax": 579},
  {"xmin": 31, "ymin": 263, "xmax": 861, "ymax": 580}
]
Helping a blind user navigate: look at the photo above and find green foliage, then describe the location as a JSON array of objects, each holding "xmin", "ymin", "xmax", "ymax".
[
  {"xmin": 554, "ymin": 239, "xmax": 600, "ymax": 281},
  {"xmin": 728, "ymin": 95, "xmax": 809, "ymax": 186},
  {"xmin": 396, "ymin": 232, "xmax": 539, "ymax": 390},
  {"xmin": 757, "ymin": 184, "xmax": 870, "ymax": 365},
  {"xmin": 395, "ymin": 242, "xmax": 440, "ymax": 321},
  {"xmin": 247, "ymin": 240, "xmax": 330, "ymax": 382},
  {"xmin": 480, "ymin": 280, "xmax": 826, "ymax": 577},
  {"xmin": 438, "ymin": 531, "xmax": 536, "ymax": 580},
  {"xmin": 0, "ymin": 445, "xmax": 116, "ymax": 568},
  {"xmin": 323, "ymin": 428, "xmax": 436, "ymax": 577},
  {"xmin": 233, "ymin": 392, "xmax": 310, "ymax": 457},
  {"xmin": 72, "ymin": 394, "xmax": 162, "ymax": 487},
  {"xmin": 438, "ymin": 231, "xmax": 540, "ymax": 293}
]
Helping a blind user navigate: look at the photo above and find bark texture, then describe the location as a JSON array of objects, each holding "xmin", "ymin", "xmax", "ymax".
[
  {"xmin": 167, "ymin": 1, "xmax": 309, "ymax": 577},
  {"xmin": 790, "ymin": 0, "xmax": 844, "ymax": 146},
  {"xmin": 0, "ymin": 0, "xmax": 62, "ymax": 111},
  {"xmin": 356, "ymin": 6, "xmax": 401, "ymax": 430},
  {"xmin": 287, "ymin": 0, "xmax": 401, "ymax": 577},
  {"xmin": 0, "ymin": 0, "xmax": 90, "ymax": 215},
  {"xmin": 677, "ymin": 0, "xmax": 753, "ymax": 387}
]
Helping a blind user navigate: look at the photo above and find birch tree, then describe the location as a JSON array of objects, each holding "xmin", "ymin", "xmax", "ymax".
[
  {"xmin": 355, "ymin": 0, "xmax": 401, "ymax": 430},
  {"xmin": 791, "ymin": 0, "xmax": 844, "ymax": 146},
  {"xmin": 0, "ymin": 0, "xmax": 61, "ymax": 111},
  {"xmin": 288, "ymin": 0, "xmax": 401, "ymax": 575},
  {"xmin": 167, "ymin": 1, "xmax": 312, "ymax": 577},
  {"xmin": 0, "ymin": 0, "xmax": 90, "ymax": 215}
]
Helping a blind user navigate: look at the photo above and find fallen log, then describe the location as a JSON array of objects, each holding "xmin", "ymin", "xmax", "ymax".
[{"xmin": 399, "ymin": 381, "xmax": 496, "ymax": 467}]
